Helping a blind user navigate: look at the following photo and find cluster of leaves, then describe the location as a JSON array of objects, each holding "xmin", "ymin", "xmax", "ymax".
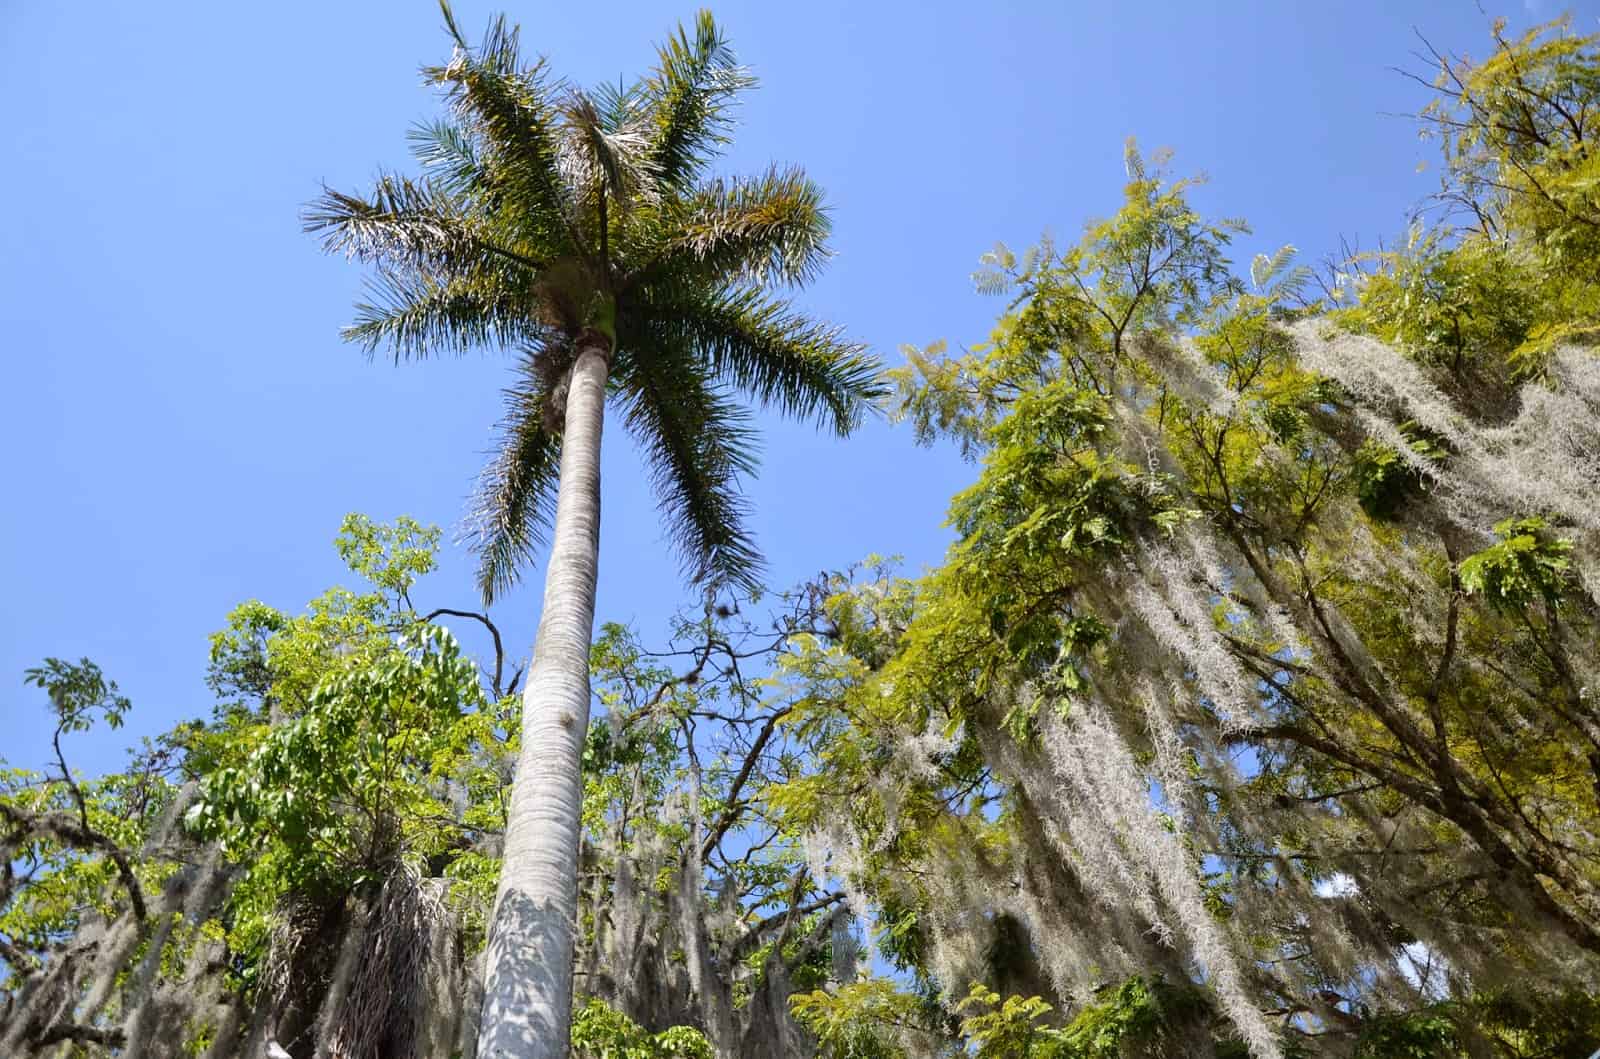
[
  {"xmin": 182, "ymin": 516, "xmax": 515, "ymax": 988},
  {"xmin": 1347, "ymin": 991, "xmax": 1600, "ymax": 1059},
  {"xmin": 571, "ymin": 997, "xmax": 714, "ymax": 1058},
  {"xmin": 1342, "ymin": 16, "xmax": 1600, "ymax": 380},
  {"xmin": 1422, "ymin": 17, "xmax": 1600, "ymax": 266},
  {"xmin": 791, "ymin": 975, "xmax": 1246, "ymax": 1059}
]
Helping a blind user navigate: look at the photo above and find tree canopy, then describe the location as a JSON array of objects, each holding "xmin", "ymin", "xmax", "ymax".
[
  {"xmin": 8, "ymin": 12, "xmax": 1600, "ymax": 1059},
  {"xmin": 306, "ymin": 4, "xmax": 881, "ymax": 599}
]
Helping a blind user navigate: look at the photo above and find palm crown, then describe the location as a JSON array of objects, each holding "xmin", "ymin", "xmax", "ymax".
[{"xmin": 306, "ymin": 4, "xmax": 882, "ymax": 600}]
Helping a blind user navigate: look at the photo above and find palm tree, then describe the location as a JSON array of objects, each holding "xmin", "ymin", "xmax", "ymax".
[{"xmin": 306, "ymin": 4, "xmax": 880, "ymax": 1056}]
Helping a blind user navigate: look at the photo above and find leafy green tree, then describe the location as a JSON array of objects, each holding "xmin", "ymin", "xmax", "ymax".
[
  {"xmin": 307, "ymin": 7, "xmax": 880, "ymax": 1053},
  {"xmin": 571, "ymin": 585, "xmax": 860, "ymax": 1055},
  {"xmin": 1421, "ymin": 16, "xmax": 1600, "ymax": 267},
  {"xmin": 770, "ymin": 25, "xmax": 1600, "ymax": 1051},
  {"xmin": 1, "ymin": 516, "xmax": 513, "ymax": 1058},
  {"xmin": 3, "ymin": 515, "xmax": 855, "ymax": 1057},
  {"xmin": 570, "ymin": 997, "xmax": 713, "ymax": 1059}
]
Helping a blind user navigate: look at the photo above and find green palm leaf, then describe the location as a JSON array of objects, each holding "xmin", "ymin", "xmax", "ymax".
[
  {"xmin": 646, "ymin": 166, "xmax": 833, "ymax": 288},
  {"xmin": 424, "ymin": 11, "xmax": 578, "ymax": 259},
  {"xmin": 408, "ymin": 118, "xmax": 491, "ymax": 197},
  {"xmin": 560, "ymin": 90, "xmax": 659, "ymax": 219},
  {"xmin": 347, "ymin": 266, "xmax": 543, "ymax": 361},
  {"xmin": 469, "ymin": 350, "xmax": 566, "ymax": 602},
  {"xmin": 615, "ymin": 341, "xmax": 763, "ymax": 591},
  {"xmin": 642, "ymin": 9, "xmax": 755, "ymax": 192},
  {"xmin": 626, "ymin": 285, "xmax": 883, "ymax": 436},
  {"xmin": 321, "ymin": 3, "xmax": 880, "ymax": 597}
]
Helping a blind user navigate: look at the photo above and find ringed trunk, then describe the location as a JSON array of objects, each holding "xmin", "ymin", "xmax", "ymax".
[{"xmin": 478, "ymin": 331, "xmax": 611, "ymax": 1058}]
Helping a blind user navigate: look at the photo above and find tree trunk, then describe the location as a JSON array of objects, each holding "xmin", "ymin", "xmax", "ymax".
[{"xmin": 478, "ymin": 332, "xmax": 611, "ymax": 1058}]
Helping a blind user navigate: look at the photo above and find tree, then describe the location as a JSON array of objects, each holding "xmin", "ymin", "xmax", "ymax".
[
  {"xmin": 1, "ymin": 516, "xmax": 507, "ymax": 1058},
  {"xmin": 767, "ymin": 23, "xmax": 1600, "ymax": 1056},
  {"xmin": 2, "ymin": 517, "xmax": 847, "ymax": 1057},
  {"xmin": 306, "ymin": 6, "xmax": 881, "ymax": 1054}
]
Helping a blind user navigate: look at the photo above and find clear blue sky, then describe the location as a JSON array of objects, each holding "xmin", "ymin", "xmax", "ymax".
[{"xmin": 4, "ymin": 0, "xmax": 1593, "ymax": 776}]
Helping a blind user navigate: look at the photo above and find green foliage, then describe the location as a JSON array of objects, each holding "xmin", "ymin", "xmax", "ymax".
[
  {"xmin": 891, "ymin": 141, "xmax": 1245, "ymax": 459},
  {"xmin": 1056, "ymin": 977, "xmax": 1223, "ymax": 1059},
  {"xmin": 1424, "ymin": 17, "xmax": 1600, "ymax": 266},
  {"xmin": 189, "ymin": 518, "xmax": 511, "ymax": 984},
  {"xmin": 1457, "ymin": 516, "xmax": 1573, "ymax": 612},
  {"xmin": 23, "ymin": 657, "xmax": 130, "ymax": 734},
  {"xmin": 790, "ymin": 979, "xmax": 923, "ymax": 1059},
  {"xmin": 1, "ymin": 768, "xmax": 158, "ymax": 965},
  {"xmin": 1466, "ymin": 989, "xmax": 1600, "ymax": 1058},
  {"xmin": 956, "ymin": 983, "xmax": 1067, "ymax": 1058},
  {"xmin": 1342, "ymin": 230, "xmax": 1540, "ymax": 376},
  {"xmin": 1353, "ymin": 1010, "xmax": 1457, "ymax": 1059},
  {"xmin": 311, "ymin": 5, "xmax": 882, "ymax": 599},
  {"xmin": 186, "ymin": 624, "xmax": 488, "ymax": 892},
  {"xmin": 570, "ymin": 998, "xmax": 713, "ymax": 1059},
  {"xmin": 333, "ymin": 513, "xmax": 441, "ymax": 604},
  {"xmin": 1350, "ymin": 423, "xmax": 1446, "ymax": 520},
  {"xmin": 770, "ymin": 25, "xmax": 1600, "ymax": 1057},
  {"xmin": 791, "ymin": 976, "xmax": 1250, "ymax": 1059},
  {"xmin": 4, "ymin": 516, "xmax": 524, "ymax": 1051},
  {"xmin": 1366, "ymin": 16, "xmax": 1600, "ymax": 379}
]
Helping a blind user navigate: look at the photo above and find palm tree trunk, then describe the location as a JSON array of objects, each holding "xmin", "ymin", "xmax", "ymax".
[{"xmin": 478, "ymin": 331, "xmax": 611, "ymax": 1058}]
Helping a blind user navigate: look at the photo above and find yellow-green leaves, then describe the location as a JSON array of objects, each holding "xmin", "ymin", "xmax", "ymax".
[
  {"xmin": 1424, "ymin": 17, "xmax": 1600, "ymax": 259},
  {"xmin": 955, "ymin": 983, "xmax": 1064, "ymax": 1058},
  {"xmin": 891, "ymin": 146, "xmax": 1244, "ymax": 465},
  {"xmin": 570, "ymin": 997, "xmax": 713, "ymax": 1058},
  {"xmin": 23, "ymin": 657, "xmax": 130, "ymax": 734},
  {"xmin": 333, "ymin": 513, "xmax": 440, "ymax": 603},
  {"xmin": 790, "ymin": 979, "xmax": 921, "ymax": 1059},
  {"xmin": 1338, "ymin": 233, "xmax": 1540, "ymax": 377},
  {"xmin": 178, "ymin": 518, "xmax": 513, "ymax": 990},
  {"xmin": 1381, "ymin": 17, "xmax": 1600, "ymax": 380},
  {"xmin": 1457, "ymin": 516, "xmax": 1574, "ymax": 612},
  {"xmin": 188, "ymin": 625, "xmax": 488, "ymax": 893}
]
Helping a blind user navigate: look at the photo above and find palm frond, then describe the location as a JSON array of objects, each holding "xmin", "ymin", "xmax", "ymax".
[
  {"xmin": 629, "ymin": 286, "xmax": 884, "ymax": 436},
  {"xmin": 559, "ymin": 90, "xmax": 659, "ymax": 217},
  {"xmin": 467, "ymin": 349, "xmax": 567, "ymax": 603},
  {"xmin": 304, "ymin": 174, "xmax": 541, "ymax": 278},
  {"xmin": 315, "ymin": 4, "xmax": 863, "ymax": 602},
  {"xmin": 642, "ymin": 10, "xmax": 755, "ymax": 190},
  {"xmin": 346, "ymin": 266, "xmax": 543, "ymax": 362},
  {"xmin": 615, "ymin": 342, "xmax": 763, "ymax": 591},
  {"xmin": 588, "ymin": 76, "xmax": 645, "ymax": 133},
  {"xmin": 407, "ymin": 118, "xmax": 489, "ymax": 196},
  {"xmin": 423, "ymin": 10, "xmax": 577, "ymax": 256},
  {"xmin": 436, "ymin": 3, "xmax": 517, "ymax": 79},
  {"xmin": 307, "ymin": 175, "xmax": 469, "ymax": 265},
  {"xmin": 437, "ymin": 0, "xmax": 470, "ymax": 54},
  {"xmin": 645, "ymin": 166, "xmax": 833, "ymax": 288}
]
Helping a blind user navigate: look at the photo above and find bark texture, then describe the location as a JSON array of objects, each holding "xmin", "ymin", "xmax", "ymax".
[{"xmin": 478, "ymin": 334, "xmax": 611, "ymax": 1058}]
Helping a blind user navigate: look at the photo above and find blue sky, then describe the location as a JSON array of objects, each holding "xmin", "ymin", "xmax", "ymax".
[{"xmin": 5, "ymin": 0, "xmax": 1594, "ymax": 777}]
